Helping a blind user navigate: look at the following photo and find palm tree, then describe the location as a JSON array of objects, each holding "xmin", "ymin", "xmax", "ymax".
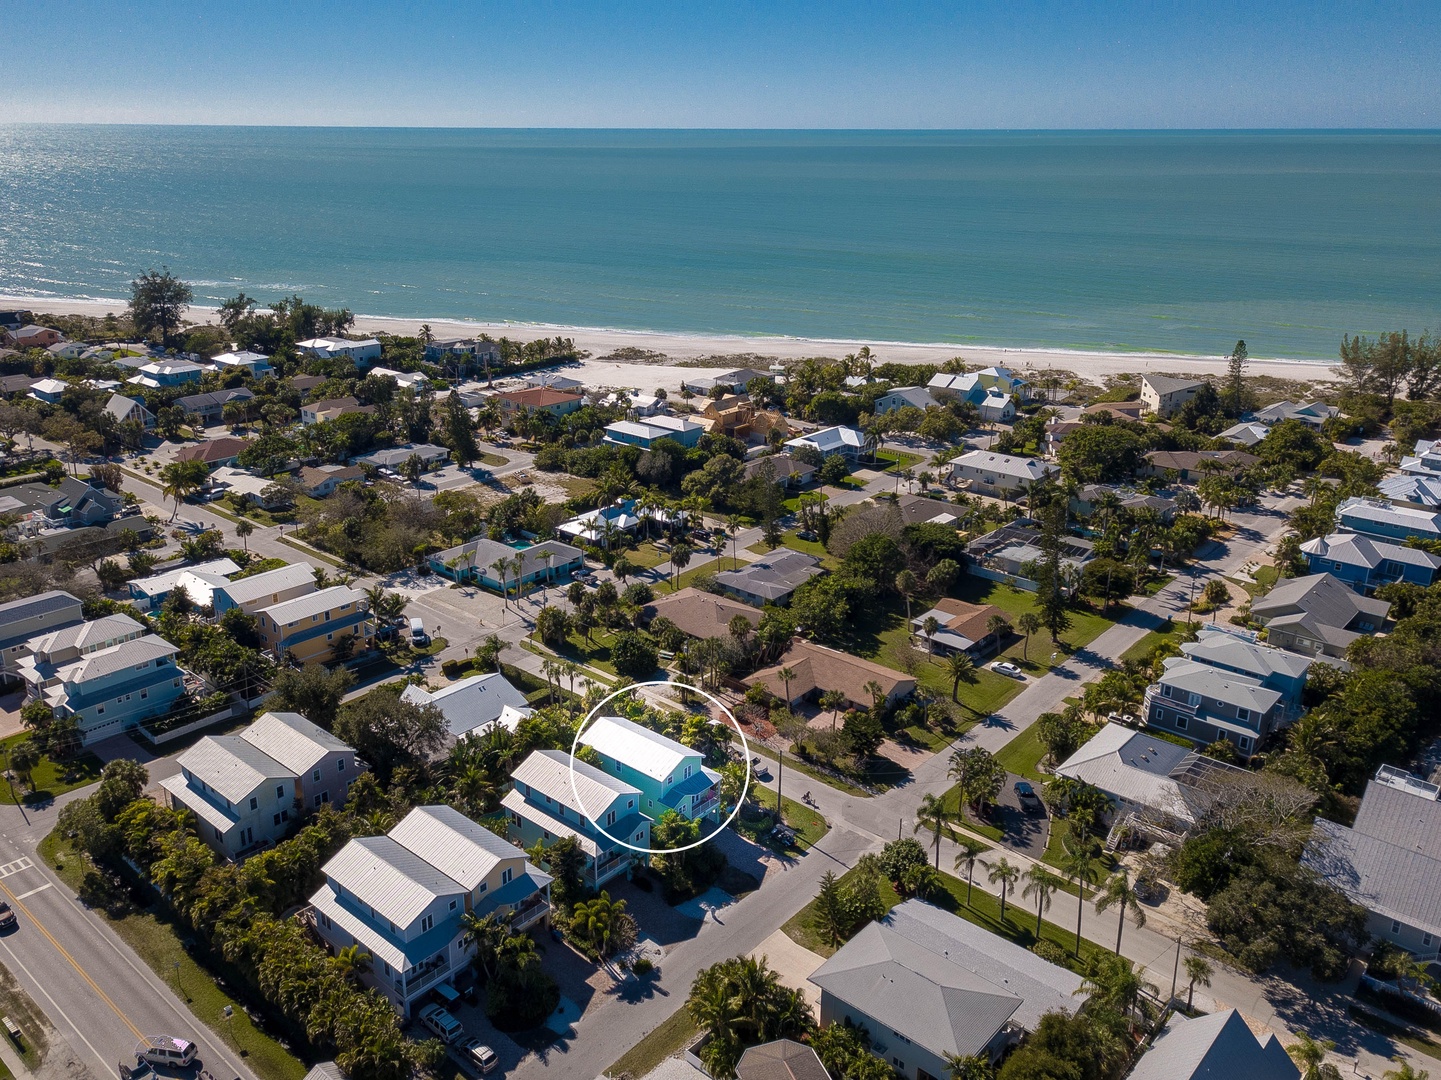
[
  {"xmin": 491, "ymin": 558, "xmax": 510, "ymax": 607},
  {"xmin": 777, "ymin": 666, "xmax": 797, "ymax": 706},
  {"xmin": 1079, "ymin": 955, "xmax": 1157, "ymax": 1034},
  {"xmin": 896, "ymin": 569, "xmax": 918, "ymax": 625},
  {"xmin": 159, "ymin": 459, "xmax": 209, "ymax": 521},
  {"xmin": 987, "ymin": 857, "xmax": 1020, "ymax": 922},
  {"xmin": 1016, "ymin": 612, "xmax": 1041, "ymax": 660},
  {"xmin": 922, "ymin": 615, "xmax": 941, "ymax": 655},
  {"xmin": 1383, "ymin": 1059, "xmax": 1430, "ymax": 1080},
  {"xmin": 571, "ymin": 891, "xmax": 628, "ymax": 958},
  {"xmin": 1287, "ymin": 1030, "xmax": 1337, "ymax": 1080},
  {"xmin": 1184, "ymin": 955, "xmax": 1213, "ymax": 1010},
  {"xmin": 985, "ymin": 614, "xmax": 1010, "ymax": 657},
  {"xmin": 819, "ymin": 688, "xmax": 846, "ymax": 729},
  {"xmin": 1094, "ymin": 868, "xmax": 1147, "ymax": 953},
  {"xmin": 946, "ymin": 652, "xmax": 975, "ymax": 701},
  {"xmin": 953, "ymin": 837, "xmax": 987, "ymax": 906},
  {"xmin": 726, "ymin": 513, "xmax": 743, "ymax": 569},
  {"xmin": 944, "ymin": 1053, "xmax": 994, "ymax": 1080},
  {"xmin": 235, "ymin": 518, "xmax": 254, "ymax": 551},
  {"xmin": 1021, "ymin": 866, "xmax": 1062, "ymax": 937},
  {"xmin": 331, "ymin": 944, "xmax": 371, "ymax": 983},
  {"xmin": 914, "ymin": 793, "xmax": 961, "ymax": 869},
  {"xmin": 1058, "ymin": 833, "xmax": 1105, "ymax": 955}
]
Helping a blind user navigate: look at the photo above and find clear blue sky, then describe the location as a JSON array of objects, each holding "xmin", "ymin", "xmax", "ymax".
[{"xmin": 3, "ymin": 0, "xmax": 1438, "ymax": 127}]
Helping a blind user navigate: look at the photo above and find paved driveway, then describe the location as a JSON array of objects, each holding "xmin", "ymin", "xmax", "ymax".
[{"xmin": 990, "ymin": 773, "xmax": 1050, "ymax": 861}]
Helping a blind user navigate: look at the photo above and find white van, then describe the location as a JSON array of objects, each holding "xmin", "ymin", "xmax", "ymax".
[
  {"xmin": 410, "ymin": 617, "xmax": 429, "ymax": 645},
  {"xmin": 135, "ymin": 1036, "xmax": 198, "ymax": 1068},
  {"xmin": 418, "ymin": 1003, "xmax": 463, "ymax": 1043}
]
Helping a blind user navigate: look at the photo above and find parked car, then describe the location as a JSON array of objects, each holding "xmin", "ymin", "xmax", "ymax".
[
  {"xmin": 989, "ymin": 661, "xmax": 1025, "ymax": 679},
  {"xmin": 458, "ymin": 1038, "xmax": 499, "ymax": 1074},
  {"xmin": 134, "ymin": 1036, "xmax": 197, "ymax": 1069},
  {"xmin": 0, "ymin": 901, "xmax": 16, "ymax": 932},
  {"xmin": 796, "ymin": 530, "xmax": 818, "ymax": 542},
  {"xmin": 418, "ymin": 1004, "xmax": 464, "ymax": 1044},
  {"xmin": 410, "ymin": 617, "xmax": 430, "ymax": 646},
  {"xmin": 1014, "ymin": 780, "xmax": 1043, "ymax": 812}
]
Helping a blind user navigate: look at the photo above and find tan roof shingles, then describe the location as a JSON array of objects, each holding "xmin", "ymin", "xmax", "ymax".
[
  {"xmin": 930, "ymin": 597, "xmax": 1010, "ymax": 644},
  {"xmin": 643, "ymin": 588, "xmax": 757, "ymax": 640},
  {"xmin": 749, "ymin": 639, "xmax": 915, "ymax": 706}
]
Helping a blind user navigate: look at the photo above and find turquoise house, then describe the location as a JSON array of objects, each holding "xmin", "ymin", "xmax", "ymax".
[
  {"xmin": 428, "ymin": 537, "xmax": 584, "ymax": 592},
  {"xmin": 581, "ymin": 715, "xmax": 721, "ymax": 824}
]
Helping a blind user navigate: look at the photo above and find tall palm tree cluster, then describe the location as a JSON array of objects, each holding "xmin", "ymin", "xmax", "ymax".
[{"xmin": 687, "ymin": 955, "xmax": 815, "ymax": 1080}]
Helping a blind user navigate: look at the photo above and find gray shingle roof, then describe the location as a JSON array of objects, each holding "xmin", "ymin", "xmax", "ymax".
[
  {"xmin": 808, "ymin": 900, "xmax": 1084, "ymax": 1059},
  {"xmin": 1251, "ymin": 573, "xmax": 1388, "ymax": 629},
  {"xmin": 1301, "ymin": 532, "xmax": 1441, "ymax": 571},
  {"xmin": 1158, "ymin": 658, "xmax": 1283, "ymax": 714},
  {"xmin": 714, "ymin": 550, "xmax": 823, "ymax": 601},
  {"xmin": 1127, "ymin": 1009, "xmax": 1299, "ymax": 1080},
  {"xmin": 736, "ymin": 1041, "xmax": 830, "ymax": 1080},
  {"xmin": 1142, "ymin": 374, "xmax": 1207, "ymax": 395},
  {"xmin": 1180, "ymin": 628, "xmax": 1314, "ymax": 682}
]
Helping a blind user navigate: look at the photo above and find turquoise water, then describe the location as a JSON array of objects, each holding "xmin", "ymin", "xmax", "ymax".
[{"xmin": 1, "ymin": 127, "xmax": 1438, "ymax": 359}]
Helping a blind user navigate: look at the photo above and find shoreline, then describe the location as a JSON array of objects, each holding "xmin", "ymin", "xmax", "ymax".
[{"xmin": 5, "ymin": 295, "xmax": 1344, "ymax": 387}]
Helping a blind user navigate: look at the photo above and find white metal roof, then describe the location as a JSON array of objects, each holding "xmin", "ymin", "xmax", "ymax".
[
  {"xmin": 580, "ymin": 715, "xmax": 697, "ymax": 782},
  {"xmin": 130, "ymin": 558, "xmax": 240, "ymax": 598},
  {"xmin": 511, "ymin": 748, "xmax": 640, "ymax": 822},
  {"xmin": 216, "ymin": 564, "xmax": 316, "ymax": 607},
  {"xmin": 177, "ymin": 735, "xmax": 290, "ymax": 805},
  {"xmin": 323, "ymin": 834, "xmax": 467, "ymax": 928},
  {"xmin": 259, "ymin": 585, "xmax": 366, "ymax": 626},
  {"xmin": 240, "ymin": 711, "xmax": 350, "ymax": 776},
  {"xmin": 400, "ymin": 672, "xmax": 531, "ymax": 738},
  {"xmin": 386, "ymin": 805, "xmax": 520, "ymax": 892}
]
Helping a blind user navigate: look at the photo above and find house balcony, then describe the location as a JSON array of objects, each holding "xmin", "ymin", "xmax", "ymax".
[
  {"xmin": 402, "ymin": 953, "xmax": 452, "ymax": 998},
  {"xmin": 689, "ymin": 793, "xmax": 720, "ymax": 819},
  {"xmin": 1144, "ymin": 684, "xmax": 1197, "ymax": 718},
  {"xmin": 508, "ymin": 891, "xmax": 551, "ymax": 931},
  {"xmin": 594, "ymin": 849, "xmax": 632, "ymax": 885}
]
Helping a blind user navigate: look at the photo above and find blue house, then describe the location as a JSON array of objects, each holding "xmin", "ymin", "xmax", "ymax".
[
  {"xmin": 1178, "ymin": 627, "xmax": 1316, "ymax": 707},
  {"xmin": 1335, "ymin": 496, "xmax": 1441, "ymax": 545},
  {"xmin": 428, "ymin": 537, "xmax": 584, "ymax": 592},
  {"xmin": 18, "ymin": 629, "xmax": 185, "ymax": 744},
  {"xmin": 1300, "ymin": 532, "xmax": 1441, "ymax": 595},
  {"xmin": 602, "ymin": 416, "xmax": 704, "ymax": 450}
]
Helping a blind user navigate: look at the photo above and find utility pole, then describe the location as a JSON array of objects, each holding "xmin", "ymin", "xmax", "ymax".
[
  {"xmin": 1187, "ymin": 570, "xmax": 1198, "ymax": 626},
  {"xmin": 1170, "ymin": 930, "xmax": 1183, "ymax": 1003},
  {"xmin": 776, "ymin": 749, "xmax": 785, "ymax": 825}
]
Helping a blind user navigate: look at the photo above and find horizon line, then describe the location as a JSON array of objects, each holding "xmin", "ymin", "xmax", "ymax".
[{"xmin": 3, "ymin": 122, "xmax": 1441, "ymax": 134}]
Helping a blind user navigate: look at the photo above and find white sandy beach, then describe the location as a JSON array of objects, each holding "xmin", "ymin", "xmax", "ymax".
[{"xmin": 9, "ymin": 297, "xmax": 1343, "ymax": 391}]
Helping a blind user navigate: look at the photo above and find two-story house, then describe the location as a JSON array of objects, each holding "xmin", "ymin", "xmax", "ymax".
[
  {"xmin": 1250, "ymin": 573, "xmax": 1391, "ymax": 658},
  {"xmin": 161, "ymin": 711, "xmax": 358, "ymax": 859},
  {"xmin": 1334, "ymin": 496, "xmax": 1441, "ymax": 546},
  {"xmin": 504, "ymin": 750, "xmax": 651, "ymax": 887},
  {"xmin": 1301, "ymin": 532, "xmax": 1441, "ymax": 594},
  {"xmin": 602, "ymin": 416, "xmax": 705, "ymax": 450},
  {"xmin": 1178, "ymin": 628, "xmax": 1317, "ymax": 708},
  {"xmin": 0, "ymin": 591, "xmax": 82, "ymax": 682},
  {"xmin": 428, "ymin": 537, "xmax": 584, "ymax": 592},
  {"xmin": 104, "ymin": 393, "xmax": 156, "ymax": 430},
  {"xmin": 128, "ymin": 557, "xmax": 241, "ymax": 611},
  {"xmin": 18, "ymin": 632, "xmax": 184, "ymax": 744},
  {"xmin": 1140, "ymin": 374, "xmax": 1208, "ymax": 418},
  {"xmin": 6, "ymin": 477, "xmax": 123, "ymax": 530},
  {"xmin": 256, "ymin": 586, "xmax": 373, "ymax": 666},
  {"xmin": 784, "ymin": 425, "xmax": 866, "ymax": 463},
  {"xmin": 300, "ymin": 397, "xmax": 376, "ymax": 426},
  {"xmin": 309, "ymin": 805, "xmax": 552, "ymax": 1016},
  {"xmin": 581, "ymin": 715, "xmax": 721, "ymax": 824},
  {"xmin": 491, "ymin": 387, "xmax": 584, "ymax": 429},
  {"xmin": 212, "ymin": 349, "xmax": 272, "ymax": 377},
  {"xmin": 944, "ymin": 450, "xmax": 1057, "ymax": 496},
  {"xmin": 127, "ymin": 359, "xmax": 204, "ymax": 389},
  {"xmin": 296, "ymin": 337, "xmax": 382, "ymax": 365},
  {"xmin": 1305, "ymin": 765, "xmax": 1441, "ymax": 962},
  {"xmin": 1143, "ymin": 656, "xmax": 1287, "ymax": 757}
]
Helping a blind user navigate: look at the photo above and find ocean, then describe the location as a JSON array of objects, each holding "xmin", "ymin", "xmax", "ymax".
[{"xmin": 0, "ymin": 127, "xmax": 1437, "ymax": 359}]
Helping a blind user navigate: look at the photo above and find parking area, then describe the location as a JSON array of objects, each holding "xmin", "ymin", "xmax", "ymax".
[{"xmin": 991, "ymin": 772, "xmax": 1050, "ymax": 860}]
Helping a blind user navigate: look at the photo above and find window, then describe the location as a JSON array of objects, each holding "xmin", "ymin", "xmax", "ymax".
[
  {"xmin": 477, "ymin": 882, "xmax": 487, "ymax": 894},
  {"xmin": 510, "ymin": 811, "xmax": 521, "ymax": 825},
  {"xmin": 97, "ymin": 704, "xmax": 105, "ymax": 715},
  {"xmin": 684, "ymin": 765, "xmax": 692, "ymax": 779},
  {"xmin": 1236, "ymin": 707, "xmax": 1251, "ymax": 722},
  {"xmin": 1238, "ymin": 736, "xmax": 1252, "ymax": 752},
  {"xmin": 1333, "ymin": 562, "xmax": 1342, "ymax": 571},
  {"xmin": 1393, "ymin": 920, "xmax": 1402, "ymax": 935},
  {"xmin": 273, "ymin": 813, "xmax": 282, "ymax": 826},
  {"xmin": 338, "ymin": 759, "xmax": 346, "ymax": 772},
  {"xmin": 314, "ymin": 794, "xmax": 323, "ymax": 807},
  {"xmin": 250, "ymin": 797, "xmax": 259, "ymax": 811},
  {"xmin": 606, "ymin": 810, "xmax": 616, "ymax": 826},
  {"xmin": 665, "ymin": 776, "xmax": 672, "ymax": 785},
  {"xmin": 628, "ymin": 799, "xmax": 635, "ymax": 809},
  {"xmin": 314, "ymin": 769, "xmax": 322, "ymax": 782},
  {"xmin": 421, "ymin": 914, "xmax": 434, "ymax": 932},
  {"xmin": 276, "ymin": 785, "xmax": 285, "ymax": 798},
  {"xmin": 636, "ymin": 832, "xmax": 644, "ymax": 842},
  {"xmin": 449, "ymin": 900, "xmax": 458, "ymax": 911},
  {"xmin": 501, "ymin": 868, "xmax": 513, "ymax": 885},
  {"xmin": 1174, "ymin": 714, "xmax": 1188, "ymax": 730},
  {"xmin": 281, "ymin": 809, "xmax": 288, "ymax": 822},
  {"xmin": 140, "ymin": 689, "xmax": 148, "ymax": 699},
  {"xmin": 1426, "ymin": 933, "xmax": 1434, "ymax": 947},
  {"xmin": 543, "ymin": 831, "xmax": 551, "ymax": 841},
  {"xmin": 648, "ymin": 799, "xmax": 653, "ymax": 808}
]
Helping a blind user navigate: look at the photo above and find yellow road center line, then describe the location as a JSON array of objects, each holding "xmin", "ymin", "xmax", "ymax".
[{"xmin": 0, "ymin": 877, "xmax": 144, "ymax": 1039}]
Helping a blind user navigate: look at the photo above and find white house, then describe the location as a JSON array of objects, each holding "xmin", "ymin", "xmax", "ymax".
[
  {"xmin": 784, "ymin": 425, "xmax": 866, "ymax": 462},
  {"xmin": 104, "ymin": 394, "xmax": 155, "ymax": 429},
  {"xmin": 400, "ymin": 672, "xmax": 532, "ymax": 741},
  {"xmin": 296, "ymin": 337, "xmax": 382, "ymax": 365},
  {"xmin": 1140, "ymin": 374, "xmax": 1206, "ymax": 418},
  {"xmin": 944, "ymin": 450, "xmax": 1057, "ymax": 495},
  {"xmin": 309, "ymin": 806, "xmax": 552, "ymax": 1015},
  {"xmin": 212, "ymin": 349, "xmax": 273, "ymax": 377}
]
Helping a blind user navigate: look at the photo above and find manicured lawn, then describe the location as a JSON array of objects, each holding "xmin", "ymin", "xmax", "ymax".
[
  {"xmin": 1118, "ymin": 621, "xmax": 1186, "ymax": 665},
  {"xmin": 606, "ymin": 1005, "xmax": 699, "ymax": 1079},
  {"xmin": 0, "ymin": 732, "xmax": 104, "ymax": 806},
  {"xmin": 782, "ymin": 862, "xmax": 1108, "ymax": 968},
  {"xmin": 994, "ymin": 723, "xmax": 1052, "ymax": 783},
  {"xmin": 38, "ymin": 833, "xmax": 307, "ymax": 1080},
  {"xmin": 872, "ymin": 449, "xmax": 924, "ymax": 473},
  {"xmin": 740, "ymin": 790, "xmax": 830, "ymax": 851},
  {"xmin": 618, "ymin": 541, "xmax": 672, "ymax": 570},
  {"xmin": 477, "ymin": 451, "xmax": 508, "ymax": 467}
]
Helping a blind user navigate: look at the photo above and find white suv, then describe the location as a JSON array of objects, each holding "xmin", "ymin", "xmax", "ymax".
[{"xmin": 418, "ymin": 1004, "xmax": 464, "ymax": 1044}]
